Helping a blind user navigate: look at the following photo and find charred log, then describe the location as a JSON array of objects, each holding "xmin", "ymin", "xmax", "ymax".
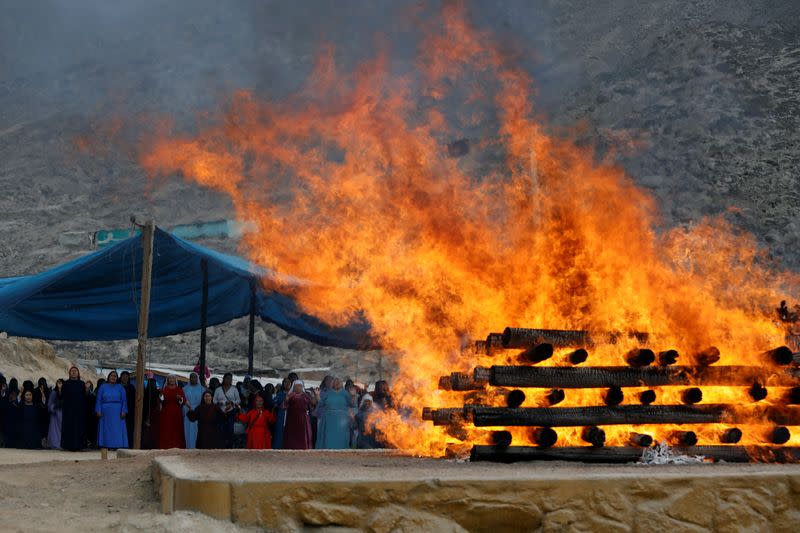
[
  {"xmin": 769, "ymin": 426, "xmax": 791, "ymax": 445},
  {"xmin": 506, "ymin": 389, "xmax": 526, "ymax": 408},
  {"xmin": 544, "ymin": 388, "xmax": 565, "ymax": 406},
  {"xmin": 787, "ymin": 387, "xmax": 800, "ymax": 405},
  {"xmin": 657, "ymin": 349, "xmax": 679, "ymax": 366},
  {"xmin": 721, "ymin": 428, "xmax": 743, "ymax": 444},
  {"xmin": 530, "ymin": 427, "xmax": 558, "ymax": 448},
  {"xmin": 694, "ymin": 346, "xmax": 721, "ymax": 366},
  {"xmin": 625, "ymin": 348, "xmax": 655, "ymax": 367},
  {"xmin": 629, "ymin": 432, "xmax": 653, "ymax": 447},
  {"xmin": 501, "ymin": 328, "xmax": 591, "ymax": 349},
  {"xmin": 669, "ymin": 430, "xmax": 698, "ymax": 446},
  {"xmin": 639, "ymin": 390, "xmax": 657, "ymax": 405},
  {"xmin": 582, "ymin": 426, "xmax": 606, "ymax": 447},
  {"xmin": 566, "ymin": 348, "xmax": 589, "ymax": 365},
  {"xmin": 470, "ymin": 445, "xmax": 800, "ymax": 463},
  {"xmin": 486, "ymin": 333, "xmax": 505, "ymax": 353},
  {"xmin": 681, "ymin": 387, "xmax": 703, "ymax": 405},
  {"xmin": 749, "ymin": 383, "xmax": 768, "ymax": 402},
  {"xmin": 468, "ymin": 404, "xmax": 728, "ymax": 427},
  {"xmin": 490, "ymin": 430, "xmax": 513, "ymax": 448},
  {"xmin": 764, "ymin": 346, "xmax": 794, "ymax": 365},
  {"xmin": 519, "ymin": 343, "xmax": 554, "ymax": 364},
  {"xmin": 429, "ymin": 408, "xmax": 465, "ymax": 426},
  {"xmin": 603, "ymin": 386, "xmax": 624, "ymax": 406}
]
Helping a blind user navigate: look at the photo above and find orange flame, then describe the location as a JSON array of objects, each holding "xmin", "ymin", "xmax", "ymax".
[{"xmin": 138, "ymin": 2, "xmax": 798, "ymax": 455}]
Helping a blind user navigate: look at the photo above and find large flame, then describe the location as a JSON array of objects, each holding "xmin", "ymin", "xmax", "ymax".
[{"xmin": 139, "ymin": 2, "xmax": 798, "ymax": 455}]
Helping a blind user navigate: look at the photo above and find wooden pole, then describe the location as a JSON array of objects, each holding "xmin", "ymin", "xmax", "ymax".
[
  {"xmin": 133, "ymin": 220, "xmax": 155, "ymax": 450},
  {"xmin": 247, "ymin": 279, "xmax": 256, "ymax": 376},
  {"xmin": 198, "ymin": 258, "xmax": 209, "ymax": 386}
]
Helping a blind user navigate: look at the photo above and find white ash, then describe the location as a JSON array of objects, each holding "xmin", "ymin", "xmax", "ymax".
[{"xmin": 639, "ymin": 441, "xmax": 706, "ymax": 465}]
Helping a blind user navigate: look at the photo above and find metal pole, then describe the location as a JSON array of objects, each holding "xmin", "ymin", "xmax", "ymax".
[
  {"xmin": 199, "ymin": 258, "xmax": 209, "ymax": 386},
  {"xmin": 133, "ymin": 220, "xmax": 155, "ymax": 450},
  {"xmin": 247, "ymin": 279, "xmax": 256, "ymax": 376}
]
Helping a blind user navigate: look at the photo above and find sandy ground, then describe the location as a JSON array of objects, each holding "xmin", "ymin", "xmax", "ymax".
[{"xmin": 0, "ymin": 449, "xmax": 258, "ymax": 533}]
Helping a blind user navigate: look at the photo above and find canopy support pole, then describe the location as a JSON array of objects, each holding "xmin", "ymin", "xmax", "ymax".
[
  {"xmin": 199, "ymin": 258, "xmax": 209, "ymax": 386},
  {"xmin": 248, "ymin": 279, "xmax": 256, "ymax": 376},
  {"xmin": 133, "ymin": 220, "xmax": 154, "ymax": 450}
]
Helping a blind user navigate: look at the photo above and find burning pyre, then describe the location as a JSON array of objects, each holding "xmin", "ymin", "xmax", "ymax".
[{"xmin": 136, "ymin": 2, "xmax": 800, "ymax": 458}]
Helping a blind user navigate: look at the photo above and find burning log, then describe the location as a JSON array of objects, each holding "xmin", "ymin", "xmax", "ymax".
[
  {"xmin": 518, "ymin": 343, "xmax": 554, "ymax": 364},
  {"xmin": 603, "ymin": 386, "xmax": 624, "ymax": 406},
  {"xmin": 669, "ymin": 430, "xmax": 698, "ymax": 446},
  {"xmin": 624, "ymin": 348, "xmax": 655, "ymax": 368},
  {"xmin": 427, "ymin": 408, "xmax": 465, "ymax": 426},
  {"xmin": 565, "ymin": 348, "xmax": 588, "ymax": 365},
  {"xmin": 438, "ymin": 372, "xmax": 485, "ymax": 391},
  {"xmin": 474, "ymin": 340, "xmax": 487, "ymax": 354},
  {"xmin": 500, "ymin": 327, "xmax": 648, "ymax": 349},
  {"xmin": 581, "ymin": 426, "xmax": 606, "ymax": 447},
  {"xmin": 749, "ymin": 383, "xmax": 768, "ymax": 402},
  {"xmin": 506, "ymin": 390, "xmax": 526, "ymax": 408},
  {"xmin": 629, "ymin": 432, "xmax": 653, "ymax": 447},
  {"xmin": 639, "ymin": 390, "xmax": 657, "ymax": 405},
  {"xmin": 543, "ymin": 388, "xmax": 565, "ymax": 406},
  {"xmin": 470, "ymin": 445, "xmax": 800, "ymax": 463},
  {"xmin": 530, "ymin": 427, "xmax": 558, "ymax": 448},
  {"xmin": 474, "ymin": 365, "xmax": 800, "ymax": 389},
  {"xmin": 468, "ymin": 404, "xmax": 727, "ymax": 427},
  {"xmin": 694, "ymin": 346, "xmax": 721, "ymax": 366},
  {"xmin": 681, "ymin": 387, "xmax": 703, "ymax": 405},
  {"xmin": 490, "ymin": 430, "xmax": 513, "ymax": 448},
  {"xmin": 764, "ymin": 346, "xmax": 794, "ymax": 365},
  {"xmin": 768, "ymin": 426, "xmax": 791, "ymax": 445},
  {"xmin": 446, "ymin": 426, "xmax": 469, "ymax": 441},
  {"xmin": 787, "ymin": 387, "xmax": 800, "ymax": 404},
  {"xmin": 720, "ymin": 428, "xmax": 743, "ymax": 444},
  {"xmin": 486, "ymin": 333, "xmax": 505, "ymax": 353},
  {"xmin": 658, "ymin": 349, "xmax": 679, "ymax": 365}
]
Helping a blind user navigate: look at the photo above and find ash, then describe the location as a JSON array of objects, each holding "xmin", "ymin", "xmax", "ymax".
[{"xmin": 639, "ymin": 441, "xmax": 706, "ymax": 465}]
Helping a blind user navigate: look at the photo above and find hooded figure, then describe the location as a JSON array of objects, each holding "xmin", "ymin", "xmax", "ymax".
[
  {"xmin": 60, "ymin": 366, "xmax": 86, "ymax": 451},
  {"xmin": 182, "ymin": 372, "xmax": 205, "ymax": 449},
  {"xmin": 283, "ymin": 380, "xmax": 313, "ymax": 450}
]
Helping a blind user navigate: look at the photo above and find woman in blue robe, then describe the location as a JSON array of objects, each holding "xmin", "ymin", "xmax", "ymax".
[
  {"xmin": 317, "ymin": 377, "xmax": 354, "ymax": 449},
  {"xmin": 272, "ymin": 377, "xmax": 291, "ymax": 449},
  {"xmin": 95, "ymin": 370, "xmax": 129, "ymax": 449},
  {"xmin": 182, "ymin": 372, "xmax": 205, "ymax": 449}
]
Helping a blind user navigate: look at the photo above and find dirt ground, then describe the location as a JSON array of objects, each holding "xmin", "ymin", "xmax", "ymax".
[{"xmin": 0, "ymin": 449, "xmax": 258, "ymax": 532}]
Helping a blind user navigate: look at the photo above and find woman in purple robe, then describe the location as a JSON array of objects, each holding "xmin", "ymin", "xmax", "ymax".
[{"xmin": 47, "ymin": 379, "xmax": 64, "ymax": 449}]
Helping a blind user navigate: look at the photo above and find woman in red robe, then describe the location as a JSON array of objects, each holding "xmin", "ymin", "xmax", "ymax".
[
  {"xmin": 282, "ymin": 380, "xmax": 313, "ymax": 450},
  {"xmin": 237, "ymin": 393, "xmax": 277, "ymax": 449},
  {"xmin": 158, "ymin": 375, "xmax": 186, "ymax": 449}
]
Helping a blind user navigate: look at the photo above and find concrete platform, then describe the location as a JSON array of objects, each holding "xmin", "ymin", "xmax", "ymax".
[{"xmin": 150, "ymin": 449, "xmax": 800, "ymax": 532}]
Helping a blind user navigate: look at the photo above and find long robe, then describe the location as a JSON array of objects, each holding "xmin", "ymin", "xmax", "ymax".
[
  {"xmin": 60, "ymin": 379, "xmax": 85, "ymax": 451},
  {"xmin": 314, "ymin": 389, "xmax": 328, "ymax": 449},
  {"xmin": 283, "ymin": 393, "xmax": 312, "ymax": 450},
  {"xmin": 317, "ymin": 389, "xmax": 354, "ymax": 449},
  {"xmin": 187, "ymin": 404, "xmax": 225, "ymax": 449},
  {"xmin": 85, "ymin": 390, "xmax": 98, "ymax": 447},
  {"xmin": 18, "ymin": 403, "xmax": 43, "ymax": 449},
  {"xmin": 158, "ymin": 386, "xmax": 186, "ymax": 449},
  {"xmin": 142, "ymin": 380, "xmax": 160, "ymax": 449},
  {"xmin": 122, "ymin": 383, "xmax": 136, "ymax": 446},
  {"xmin": 1, "ymin": 399, "xmax": 20, "ymax": 447},
  {"xmin": 95, "ymin": 383, "xmax": 129, "ymax": 449},
  {"xmin": 182, "ymin": 384, "xmax": 204, "ymax": 449},
  {"xmin": 47, "ymin": 390, "xmax": 63, "ymax": 449},
  {"xmin": 238, "ymin": 408, "xmax": 277, "ymax": 449},
  {"xmin": 273, "ymin": 389, "xmax": 288, "ymax": 449}
]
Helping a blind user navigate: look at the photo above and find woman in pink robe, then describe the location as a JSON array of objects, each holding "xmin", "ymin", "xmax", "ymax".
[{"xmin": 282, "ymin": 381, "xmax": 312, "ymax": 450}]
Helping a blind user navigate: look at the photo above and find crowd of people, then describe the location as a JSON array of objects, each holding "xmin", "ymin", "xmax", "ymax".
[{"xmin": 0, "ymin": 365, "xmax": 394, "ymax": 452}]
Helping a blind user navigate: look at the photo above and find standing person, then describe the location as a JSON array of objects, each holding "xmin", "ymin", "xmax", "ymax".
[
  {"xmin": 84, "ymin": 380, "xmax": 97, "ymax": 448},
  {"xmin": 182, "ymin": 373, "xmax": 204, "ymax": 449},
  {"xmin": 1, "ymin": 389, "xmax": 20, "ymax": 447},
  {"xmin": 213, "ymin": 373, "xmax": 241, "ymax": 448},
  {"xmin": 283, "ymin": 381, "xmax": 313, "ymax": 450},
  {"xmin": 119, "ymin": 371, "xmax": 136, "ymax": 447},
  {"xmin": 208, "ymin": 377, "xmax": 221, "ymax": 394},
  {"xmin": 317, "ymin": 378, "xmax": 354, "ymax": 449},
  {"xmin": 355, "ymin": 394, "xmax": 380, "ymax": 449},
  {"xmin": 158, "ymin": 375, "xmax": 186, "ymax": 449},
  {"xmin": 18, "ymin": 390, "xmax": 44, "ymax": 449},
  {"xmin": 36, "ymin": 377, "xmax": 51, "ymax": 442},
  {"xmin": 238, "ymin": 393, "xmax": 276, "ymax": 449},
  {"xmin": 141, "ymin": 372, "xmax": 160, "ymax": 449},
  {"xmin": 372, "ymin": 380, "xmax": 393, "ymax": 410},
  {"xmin": 187, "ymin": 391, "xmax": 224, "ymax": 449},
  {"xmin": 61, "ymin": 366, "xmax": 86, "ymax": 451},
  {"xmin": 47, "ymin": 379, "xmax": 65, "ymax": 449},
  {"xmin": 272, "ymin": 377, "xmax": 291, "ymax": 449},
  {"xmin": 193, "ymin": 357, "xmax": 211, "ymax": 387},
  {"xmin": 313, "ymin": 375, "xmax": 333, "ymax": 449},
  {"xmin": 95, "ymin": 371, "xmax": 128, "ymax": 449}
]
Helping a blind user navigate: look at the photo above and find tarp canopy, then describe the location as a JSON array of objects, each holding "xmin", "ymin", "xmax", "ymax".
[{"xmin": 0, "ymin": 228, "xmax": 374, "ymax": 349}]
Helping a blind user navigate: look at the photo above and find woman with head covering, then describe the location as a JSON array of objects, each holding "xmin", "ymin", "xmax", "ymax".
[
  {"xmin": 158, "ymin": 374, "xmax": 186, "ymax": 449},
  {"xmin": 272, "ymin": 377, "xmax": 292, "ymax": 449},
  {"xmin": 355, "ymin": 394, "xmax": 381, "ymax": 449},
  {"xmin": 118, "ymin": 371, "xmax": 136, "ymax": 446},
  {"xmin": 187, "ymin": 390, "xmax": 225, "ymax": 449},
  {"xmin": 316, "ymin": 377, "xmax": 355, "ymax": 449},
  {"xmin": 17, "ymin": 389, "xmax": 45, "ymax": 449},
  {"xmin": 1, "ymin": 388, "xmax": 20, "ymax": 447},
  {"xmin": 182, "ymin": 372, "xmax": 205, "ymax": 449},
  {"xmin": 95, "ymin": 370, "xmax": 129, "ymax": 449},
  {"xmin": 313, "ymin": 375, "xmax": 334, "ymax": 449},
  {"xmin": 60, "ymin": 366, "xmax": 86, "ymax": 451},
  {"xmin": 84, "ymin": 380, "xmax": 97, "ymax": 448},
  {"xmin": 282, "ymin": 380, "xmax": 313, "ymax": 450},
  {"xmin": 47, "ymin": 379, "xmax": 65, "ymax": 449},
  {"xmin": 212, "ymin": 373, "xmax": 241, "ymax": 448},
  {"xmin": 141, "ymin": 371, "xmax": 160, "ymax": 449},
  {"xmin": 237, "ymin": 392, "xmax": 277, "ymax": 449}
]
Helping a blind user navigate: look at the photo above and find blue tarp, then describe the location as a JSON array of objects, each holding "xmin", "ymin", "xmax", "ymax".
[{"xmin": 0, "ymin": 228, "xmax": 374, "ymax": 349}]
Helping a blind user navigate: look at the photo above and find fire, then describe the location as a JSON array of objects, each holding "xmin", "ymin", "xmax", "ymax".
[{"xmin": 138, "ymin": 2, "xmax": 798, "ymax": 456}]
